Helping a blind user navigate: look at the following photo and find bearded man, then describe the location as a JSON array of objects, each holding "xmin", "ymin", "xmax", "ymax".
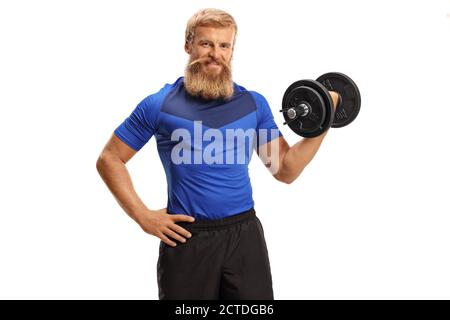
[{"xmin": 96, "ymin": 8, "xmax": 337, "ymax": 300}]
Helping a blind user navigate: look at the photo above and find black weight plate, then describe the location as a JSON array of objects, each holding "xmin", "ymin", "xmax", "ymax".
[
  {"xmin": 316, "ymin": 72, "xmax": 361, "ymax": 128},
  {"xmin": 283, "ymin": 86, "xmax": 326, "ymax": 136},
  {"xmin": 282, "ymin": 79, "xmax": 334, "ymax": 138}
]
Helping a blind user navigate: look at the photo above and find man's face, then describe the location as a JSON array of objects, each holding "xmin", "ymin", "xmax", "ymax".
[
  {"xmin": 185, "ymin": 26, "xmax": 235, "ymax": 75},
  {"xmin": 184, "ymin": 26, "xmax": 235, "ymax": 100}
]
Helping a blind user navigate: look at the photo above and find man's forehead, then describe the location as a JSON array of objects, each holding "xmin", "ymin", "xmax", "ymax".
[{"xmin": 195, "ymin": 25, "xmax": 235, "ymax": 41}]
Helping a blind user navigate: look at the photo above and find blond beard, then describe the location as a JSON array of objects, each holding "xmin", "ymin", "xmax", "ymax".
[{"xmin": 184, "ymin": 57, "xmax": 234, "ymax": 100}]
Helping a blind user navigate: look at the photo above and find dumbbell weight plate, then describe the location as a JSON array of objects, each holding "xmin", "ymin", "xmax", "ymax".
[
  {"xmin": 316, "ymin": 72, "xmax": 361, "ymax": 128},
  {"xmin": 282, "ymin": 80, "xmax": 334, "ymax": 138},
  {"xmin": 283, "ymin": 86, "xmax": 326, "ymax": 137}
]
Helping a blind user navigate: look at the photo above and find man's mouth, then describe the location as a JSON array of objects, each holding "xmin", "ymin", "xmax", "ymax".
[
  {"xmin": 206, "ymin": 60, "xmax": 221, "ymax": 66},
  {"xmin": 204, "ymin": 61, "xmax": 222, "ymax": 72},
  {"xmin": 188, "ymin": 57, "xmax": 230, "ymax": 74}
]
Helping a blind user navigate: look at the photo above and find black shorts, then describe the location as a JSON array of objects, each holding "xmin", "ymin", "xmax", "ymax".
[{"xmin": 157, "ymin": 208, "xmax": 273, "ymax": 300}]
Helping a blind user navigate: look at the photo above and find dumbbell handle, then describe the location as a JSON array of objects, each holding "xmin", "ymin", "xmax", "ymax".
[{"xmin": 328, "ymin": 91, "xmax": 341, "ymax": 110}]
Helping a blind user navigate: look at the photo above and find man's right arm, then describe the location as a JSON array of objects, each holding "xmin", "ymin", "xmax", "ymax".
[
  {"xmin": 96, "ymin": 134, "xmax": 194, "ymax": 246},
  {"xmin": 96, "ymin": 134, "xmax": 145, "ymax": 219}
]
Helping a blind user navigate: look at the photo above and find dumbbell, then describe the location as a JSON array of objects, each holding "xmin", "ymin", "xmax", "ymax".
[{"xmin": 280, "ymin": 72, "xmax": 361, "ymax": 138}]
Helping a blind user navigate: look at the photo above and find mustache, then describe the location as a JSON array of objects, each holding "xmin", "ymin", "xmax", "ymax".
[
  {"xmin": 184, "ymin": 56, "xmax": 234, "ymax": 100},
  {"xmin": 188, "ymin": 57, "xmax": 231, "ymax": 70}
]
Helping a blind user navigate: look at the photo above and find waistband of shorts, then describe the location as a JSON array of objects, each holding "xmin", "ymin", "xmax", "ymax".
[{"xmin": 178, "ymin": 208, "xmax": 256, "ymax": 231}]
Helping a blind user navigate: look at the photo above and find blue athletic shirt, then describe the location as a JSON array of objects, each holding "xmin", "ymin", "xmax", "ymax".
[{"xmin": 114, "ymin": 77, "xmax": 281, "ymax": 220}]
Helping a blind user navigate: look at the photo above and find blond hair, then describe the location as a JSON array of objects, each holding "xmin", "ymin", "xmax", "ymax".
[{"xmin": 185, "ymin": 8, "xmax": 237, "ymax": 45}]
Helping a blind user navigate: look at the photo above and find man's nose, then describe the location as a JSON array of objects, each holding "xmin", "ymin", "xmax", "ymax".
[{"xmin": 208, "ymin": 47, "xmax": 220, "ymax": 60}]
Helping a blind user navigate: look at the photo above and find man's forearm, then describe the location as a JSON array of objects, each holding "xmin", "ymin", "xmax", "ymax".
[
  {"xmin": 275, "ymin": 132, "xmax": 327, "ymax": 183},
  {"xmin": 96, "ymin": 154, "xmax": 148, "ymax": 222}
]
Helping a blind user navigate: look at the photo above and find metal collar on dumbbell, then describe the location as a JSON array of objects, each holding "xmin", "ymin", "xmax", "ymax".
[{"xmin": 287, "ymin": 102, "xmax": 311, "ymax": 120}]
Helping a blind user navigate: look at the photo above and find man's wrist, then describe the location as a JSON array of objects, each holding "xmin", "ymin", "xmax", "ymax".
[{"xmin": 128, "ymin": 205, "xmax": 152, "ymax": 224}]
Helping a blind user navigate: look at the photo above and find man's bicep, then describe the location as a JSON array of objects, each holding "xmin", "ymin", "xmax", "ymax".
[
  {"xmin": 103, "ymin": 134, "xmax": 138, "ymax": 164},
  {"xmin": 256, "ymin": 136, "xmax": 289, "ymax": 174}
]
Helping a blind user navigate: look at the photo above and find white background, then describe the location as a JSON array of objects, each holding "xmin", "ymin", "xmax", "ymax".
[{"xmin": 1, "ymin": 0, "xmax": 449, "ymax": 299}]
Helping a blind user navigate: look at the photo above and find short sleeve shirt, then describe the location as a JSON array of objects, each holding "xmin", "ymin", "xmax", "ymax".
[{"xmin": 115, "ymin": 77, "xmax": 281, "ymax": 220}]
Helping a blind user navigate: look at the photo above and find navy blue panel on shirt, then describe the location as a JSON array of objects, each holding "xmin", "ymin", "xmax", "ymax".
[{"xmin": 161, "ymin": 83, "xmax": 256, "ymax": 128}]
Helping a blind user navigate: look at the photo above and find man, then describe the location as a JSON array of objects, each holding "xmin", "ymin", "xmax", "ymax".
[{"xmin": 96, "ymin": 8, "xmax": 338, "ymax": 299}]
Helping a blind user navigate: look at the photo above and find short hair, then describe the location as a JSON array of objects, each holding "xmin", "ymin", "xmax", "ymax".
[{"xmin": 185, "ymin": 8, "xmax": 237, "ymax": 45}]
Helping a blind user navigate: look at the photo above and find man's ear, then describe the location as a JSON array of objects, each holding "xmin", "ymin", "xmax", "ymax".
[{"xmin": 185, "ymin": 42, "xmax": 191, "ymax": 54}]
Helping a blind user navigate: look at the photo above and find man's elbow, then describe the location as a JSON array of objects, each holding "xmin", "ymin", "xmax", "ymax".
[
  {"xmin": 96, "ymin": 153, "xmax": 106, "ymax": 174},
  {"xmin": 96, "ymin": 151, "xmax": 114, "ymax": 174},
  {"xmin": 273, "ymin": 172, "xmax": 297, "ymax": 185},
  {"xmin": 279, "ymin": 177, "xmax": 295, "ymax": 185}
]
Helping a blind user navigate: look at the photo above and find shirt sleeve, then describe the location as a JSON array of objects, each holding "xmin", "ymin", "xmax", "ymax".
[
  {"xmin": 250, "ymin": 91, "xmax": 282, "ymax": 148},
  {"xmin": 114, "ymin": 95, "xmax": 159, "ymax": 151}
]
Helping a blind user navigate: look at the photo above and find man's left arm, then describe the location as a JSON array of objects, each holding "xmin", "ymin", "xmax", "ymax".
[
  {"xmin": 257, "ymin": 91, "xmax": 339, "ymax": 184},
  {"xmin": 258, "ymin": 134, "xmax": 326, "ymax": 184}
]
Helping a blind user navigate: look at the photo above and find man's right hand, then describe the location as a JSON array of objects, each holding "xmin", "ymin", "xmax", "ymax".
[{"xmin": 136, "ymin": 208, "xmax": 195, "ymax": 247}]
